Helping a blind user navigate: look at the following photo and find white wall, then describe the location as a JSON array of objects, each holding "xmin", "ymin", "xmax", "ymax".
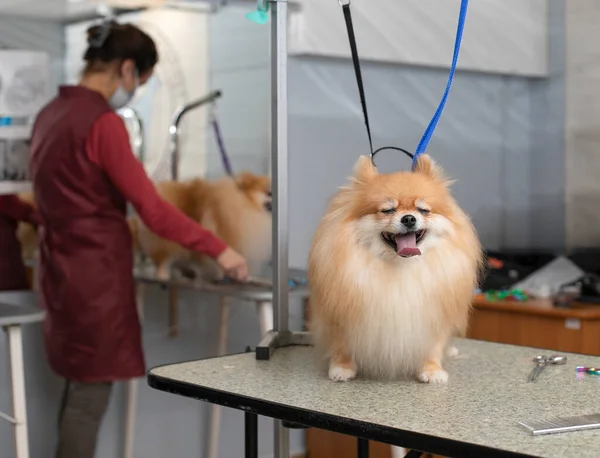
[
  {"xmin": 65, "ymin": 8, "xmax": 210, "ymax": 180},
  {"xmin": 290, "ymin": 0, "xmax": 549, "ymax": 77},
  {"xmin": 0, "ymin": 16, "xmax": 64, "ymax": 87},
  {"xmin": 205, "ymin": 3, "xmax": 271, "ymax": 178},
  {"xmin": 565, "ymin": 1, "xmax": 600, "ymax": 249}
]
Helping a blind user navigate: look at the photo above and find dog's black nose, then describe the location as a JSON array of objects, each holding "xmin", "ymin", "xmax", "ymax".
[
  {"xmin": 264, "ymin": 201, "xmax": 272, "ymax": 212},
  {"xmin": 401, "ymin": 214, "xmax": 417, "ymax": 228}
]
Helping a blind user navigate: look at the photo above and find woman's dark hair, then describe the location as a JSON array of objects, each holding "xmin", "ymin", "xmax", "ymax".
[{"xmin": 83, "ymin": 21, "xmax": 158, "ymax": 75}]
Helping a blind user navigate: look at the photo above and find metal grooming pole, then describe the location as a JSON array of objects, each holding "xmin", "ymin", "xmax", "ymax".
[
  {"xmin": 169, "ymin": 90, "xmax": 222, "ymax": 180},
  {"xmin": 255, "ymin": 0, "xmax": 311, "ymax": 361},
  {"xmin": 255, "ymin": 2, "xmax": 311, "ymax": 457}
]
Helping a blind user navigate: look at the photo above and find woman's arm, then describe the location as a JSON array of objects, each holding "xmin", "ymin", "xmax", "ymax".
[{"xmin": 86, "ymin": 112, "xmax": 227, "ymax": 259}]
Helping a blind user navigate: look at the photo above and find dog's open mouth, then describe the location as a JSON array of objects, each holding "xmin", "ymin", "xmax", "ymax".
[{"xmin": 381, "ymin": 230, "xmax": 426, "ymax": 257}]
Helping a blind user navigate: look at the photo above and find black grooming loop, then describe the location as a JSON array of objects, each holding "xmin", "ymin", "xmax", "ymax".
[{"xmin": 340, "ymin": 0, "xmax": 414, "ymax": 167}]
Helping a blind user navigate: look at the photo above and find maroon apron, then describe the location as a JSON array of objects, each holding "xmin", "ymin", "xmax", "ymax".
[
  {"xmin": 0, "ymin": 215, "xmax": 29, "ymax": 291},
  {"xmin": 30, "ymin": 86, "xmax": 144, "ymax": 382}
]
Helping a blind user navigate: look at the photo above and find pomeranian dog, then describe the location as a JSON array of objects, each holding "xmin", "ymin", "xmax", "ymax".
[
  {"xmin": 308, "ymin": 154, "xmax": 482, "ymax": 384},
  {"xmin": 16, "ymin": 172, "xmax": 272, "ymax": 282},
  {"xmin": 134, "ymin": 172, "xmax": 272, "ymax": 280}
]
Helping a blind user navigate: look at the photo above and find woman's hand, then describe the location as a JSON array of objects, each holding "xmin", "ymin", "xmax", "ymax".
[{"xmin": 216, "ymin": 247, "xmax": 249, "ymax": 282}]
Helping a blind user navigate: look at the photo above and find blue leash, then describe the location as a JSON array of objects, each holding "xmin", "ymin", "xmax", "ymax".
[{"xmin": 412, "ymin": 0, "xmax": 469, "ymax": 169}]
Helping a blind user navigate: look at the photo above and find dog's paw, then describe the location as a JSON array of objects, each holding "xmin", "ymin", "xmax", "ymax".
[
  {"xmin": 446, "ymin": 346, "xmax": 459, "ymax": 358},
  {"xmin": 155, "ymin": 265, "xmax": 171, "ymax": 281},
  {"xmin": 328, "ymin": 365, "xmax": 356, "ymax": 382},
  {"xmin": 418, "ymin": 368, "xmax": 449, "ymax": 384}
]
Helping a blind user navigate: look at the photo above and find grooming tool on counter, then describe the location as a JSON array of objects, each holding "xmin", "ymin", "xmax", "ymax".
[
  {"xmin": 518, "ymin": 413, "xmax": 600, "ymax": 436},
  {"xmin": 528, "ymin": 355, "xmax": 567, "ymax": 382},
  {"xmin": 576, "ymin": 366, "xmax": 600, "ymax": 375}
]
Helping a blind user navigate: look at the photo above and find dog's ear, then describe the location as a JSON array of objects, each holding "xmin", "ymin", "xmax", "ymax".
[
  {"xmin": 234, "ymin": 171, "xmax": 254, "ymax": 190},
  {"xmin": 352, "ymin": 155, "xmax": 377, "ymax": 182},
  {"xmin": 413, "ymin": 154, "xmax": 455, "ymax": 186}
]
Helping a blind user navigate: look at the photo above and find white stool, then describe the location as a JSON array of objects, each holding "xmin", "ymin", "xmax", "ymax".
[
  {"xmin": 123, "ymin": 282, "xmax": 146, "ymax": 458},
  {"xmin": 0, "ymin": 292, "xmax": 44, "ymax": 458}
]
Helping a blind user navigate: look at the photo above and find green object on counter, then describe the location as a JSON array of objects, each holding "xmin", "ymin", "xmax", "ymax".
[{"xmin": 485, "ymin": 289, "xmax": 528, "ymax": 302}]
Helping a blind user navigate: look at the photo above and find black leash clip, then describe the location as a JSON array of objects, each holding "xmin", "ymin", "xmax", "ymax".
[{"xmin": 340, "ymin": 0, "xmax": 413, "ymax": 168}]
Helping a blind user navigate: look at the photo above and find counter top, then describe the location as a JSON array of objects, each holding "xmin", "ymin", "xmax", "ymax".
[
  {"xmin": 473, "ymin": 295, "xmax": 600, "ymax": 319},
  {"xmin": 149, "ymin": 338, "xmax": 600, "ymax": 458}
]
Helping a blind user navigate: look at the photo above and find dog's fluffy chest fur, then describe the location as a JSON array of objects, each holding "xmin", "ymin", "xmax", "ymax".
[{"xmin": 342, "ymin": 246, "xmax": 473, "ymax": 378}]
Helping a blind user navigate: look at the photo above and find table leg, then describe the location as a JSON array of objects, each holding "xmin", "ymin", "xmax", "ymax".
[
  {"xmin": 207, "ymin": 297, "xmax": 230, "ymax": 458},
  {"xmin": 123, "ymin": 380, "xmax": 138, "ymax": 458},
  {"xmin": 391, "ymin": 446, "xmax": 407, "ymax": 458},
  {"xmin": 274, "ymin": 419, "xmax": 289, "ymax": 458},
  {"xmin": 245, "ymin": 412, "xmax": 258, "ymax": 458},
  {"xmin": 7, "ymin": 325, "xmax": 30, "ymax": 458},
  {"xmin": 123, "ymin": 282, "xmax": 145, "ymax": 458},
  {"xmin": 169, "ymin": 286, "xmax": 179, "ymax": 337},
  {"xmin": 357, "ymin": 437, "xmax": 369, "ymax": 458}
]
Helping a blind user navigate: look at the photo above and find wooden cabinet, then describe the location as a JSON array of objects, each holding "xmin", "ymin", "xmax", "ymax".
[
  {"xmin": 467, "ymin": 296, "xmax": 600, "ymax": 355},
  {"xmin": 305, "ymin": 297, "xmax": 600, "ymax": 458}
]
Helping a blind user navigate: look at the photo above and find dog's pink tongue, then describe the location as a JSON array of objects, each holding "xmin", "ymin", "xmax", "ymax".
[{"xmin": 394, "ymin": 233, "xmax": 421, "ymax": 257}]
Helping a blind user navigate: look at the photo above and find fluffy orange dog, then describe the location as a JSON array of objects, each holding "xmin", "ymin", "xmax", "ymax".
[
  {"xmin": 308, "ymin": 155, "xmax": 482, "ymax": 384},
  {"xmin": 134, "ymin": 172, "xmax": 272, "ymax": 280}
]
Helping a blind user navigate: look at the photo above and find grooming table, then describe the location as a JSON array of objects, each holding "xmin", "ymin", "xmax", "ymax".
[
  {"xmin": 128, "ymin": 265, "xmax": 310, "ymax": 458},
  {"xmin": 148, "ymin": 338, "xmax": 600, "ymax": 458},
  {"xmin": 24, "ymin": 259, "xmax": 309, "ymax": 458},
  {"xmin": 0, "ymin": 291, "xmax": 44, "ymax": 458}
]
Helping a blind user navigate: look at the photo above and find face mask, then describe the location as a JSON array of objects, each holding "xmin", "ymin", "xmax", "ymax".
[{"xmin": 109, "ymin": 69, "xmax": 139, "ymax": 110}]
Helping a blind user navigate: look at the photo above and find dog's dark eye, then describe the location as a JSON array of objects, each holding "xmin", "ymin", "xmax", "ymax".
[
  {"xmin": 418, "ymin": 208, "xmax": 431, "ymax": 215},
  {"xmin": 381, "ymin": 208, "xmax": 396, "ymax": 215},
  {"xmin": 266, "ymin": 191, "xmax": 272, "ymax": 197}
]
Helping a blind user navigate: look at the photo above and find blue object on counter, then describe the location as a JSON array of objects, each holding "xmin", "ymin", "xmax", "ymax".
[
  {"xmin": 0, "ymin": 117, "xmax": 13, "ymax": 126},
  {"xmin": 289, "ymin": 278, "xmax": 307, "ymax": 288}
]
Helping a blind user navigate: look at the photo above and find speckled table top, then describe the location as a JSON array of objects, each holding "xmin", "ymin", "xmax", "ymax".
[{"xmin": 148, "ymin": 339, "xmax": 600, "ymax": 458}]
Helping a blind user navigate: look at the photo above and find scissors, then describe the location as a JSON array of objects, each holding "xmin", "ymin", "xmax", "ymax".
[{"xmin": 528, "ymin": 355, "xmax": 567, "ymax": 382}]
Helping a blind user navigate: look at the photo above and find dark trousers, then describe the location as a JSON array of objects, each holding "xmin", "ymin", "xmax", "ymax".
[{"xmin": 55, "ymin": 381, "xmax": 113, "ymax": 458}]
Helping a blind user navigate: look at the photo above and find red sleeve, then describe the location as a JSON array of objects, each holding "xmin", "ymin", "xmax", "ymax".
[
  {"xmin": 86, "ymin": 112, "xmax": 227, "ymax": 259},
  {"xmin": 0, "ymin": 195, "xmax": 39, "ymax": 224}
]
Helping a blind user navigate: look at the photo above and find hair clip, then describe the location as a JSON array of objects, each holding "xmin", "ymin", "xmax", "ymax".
[
  {"xmin": 89, "ymin": 19, "xmax": 112, "ymax": 48},
  {"xmin": 89, "ymin": 5, "xmax": 115, "ymax": 48}
]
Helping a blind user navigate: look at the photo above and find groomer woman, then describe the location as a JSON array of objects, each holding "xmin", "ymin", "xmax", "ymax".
[{"xmin": 29, "ymin": 21, "xmax": 248, "ymax": 458}]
